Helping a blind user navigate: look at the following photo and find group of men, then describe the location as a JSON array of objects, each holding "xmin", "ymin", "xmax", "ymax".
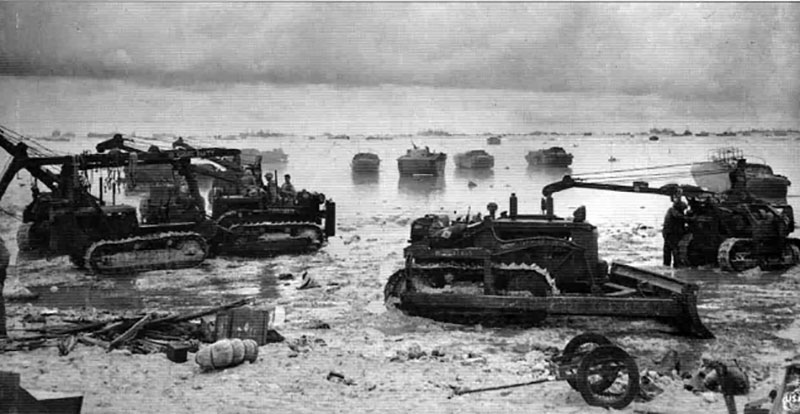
[
  {"xmin": 238, "ymin": 169, "xmax": 296, "ymax": 204},
  {"xmin": 262, "ymin": 172, "xmax": 296, "ymax": 200}
]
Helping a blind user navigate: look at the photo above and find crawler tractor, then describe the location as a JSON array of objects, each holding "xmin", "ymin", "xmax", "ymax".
[
  {"xmin": 2, "ymin": 128, "xmax": 335, "ymax": 275},
  {"xmin": 166, "ymin": 138, "xmax": 336, "ymax": 255},
  {"xmin": 1, "ymin": 128, "xmax": 239, "ymax": 274},
  {"xmin": 540, "ymin": 176, "xmax": 800, "ymax": 272},
  {"xmin": 385, "ymin": 180, "xmax": 714, "ymax": 338}
]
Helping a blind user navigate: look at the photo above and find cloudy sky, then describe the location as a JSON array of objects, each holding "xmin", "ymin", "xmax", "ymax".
[{"xmin": 1, "ymin": 3, "xmax": 798, "ymax": 122}]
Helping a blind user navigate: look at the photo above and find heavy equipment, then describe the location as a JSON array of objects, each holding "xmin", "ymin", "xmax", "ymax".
[
  {"xmin": 541, "ymin": 176, "xmax": 799, "ymax": 272},
  {"xmin": 384, "ymin": 176, "xmax": 714, "ymax": 338},
  {"xmin": 3, "ymin": 128, "xmax": 335, "ymax": 274},
  {"xmin": 168, "ymin": 138, "xmax": 336, "ymax": 256},
  {"xmin": 1, "ymin": 128, "xmax": 238, "ymax": 274}
]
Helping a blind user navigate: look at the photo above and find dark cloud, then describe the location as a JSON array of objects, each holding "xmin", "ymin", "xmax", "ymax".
[{"xmin": 1, "ymin": 3, "xmax": 798, "ymax": 115}]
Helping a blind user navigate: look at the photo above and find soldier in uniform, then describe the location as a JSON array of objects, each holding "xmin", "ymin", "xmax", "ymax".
[
  {"xmin": 662, "ymin": 199, "xmax": 687, "ymax": 267},
  {"xmin": 729, "ymin": 159, "xmax": 748, "ymax": 192},
  {"xmin": 0, "ymin": 236, "xmax": 9, "ymax": 338},
  {"xmin": 263, "ymin": 172, "xmax": 279, "ymax": 203},
  {"xmin": 280, "ymin": 174, "xmax": 296, "ymax": 201}
]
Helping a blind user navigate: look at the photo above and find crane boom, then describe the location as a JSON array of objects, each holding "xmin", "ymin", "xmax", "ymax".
[{"xmin": 540, "ymin": 175, "xmax": 714, "ymax": 216}]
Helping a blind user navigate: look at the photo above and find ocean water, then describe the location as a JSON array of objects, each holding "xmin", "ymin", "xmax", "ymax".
[
  {"xmin": 1, "ymin": 76, "xmax": 798, "ymax": 233},
  {"xmin": 2, "ymin": 76, "xmax": 799, "ymax": 311}
]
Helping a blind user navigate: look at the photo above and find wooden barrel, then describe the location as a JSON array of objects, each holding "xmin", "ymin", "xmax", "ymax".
[
  {"xmin": 195, "ymin": 339, "xmax": 244, "ymax": 371},
  {"xmin": 242, "ymin": 339, "xmax": 259, "ymax": 363},
  {"xmin": 230, "ymin": 338, "xmax": 245, "ymax": 365}
]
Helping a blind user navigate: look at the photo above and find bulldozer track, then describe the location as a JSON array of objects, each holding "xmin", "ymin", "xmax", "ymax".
[
  {"xmin": 718, "ymin": 237, "xmax": 757, "ymax": 272},
  {"xmin": 220, "ymin": 221, "xmax": 325, "ymax": 256},
  {"xmin": 385, "ymin": 261, "xmax": 557, "ymax": 325},
  {"xmin": 85, "ymin": 232, "xmax": 208, "ymax": 275}
]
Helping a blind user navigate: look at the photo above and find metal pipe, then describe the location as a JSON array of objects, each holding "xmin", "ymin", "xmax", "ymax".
[
  {"xmin": 452, "ymin": 377, "xmax": 550, "ymax": 396},
  {"xmin": 510, "ymin": 193, "xmax": 518, "ymax": 218}
]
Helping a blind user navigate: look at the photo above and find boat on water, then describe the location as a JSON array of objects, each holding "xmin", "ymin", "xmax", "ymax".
[
  {"xmin": 690, "ymin": 147, "xmax": 791, "ymax": 203},
  {"xmin": 525, "ymin": 147, "xmax": 573, "ymax": 167},
  {"xmin": 261, "ymin": 148, "xmax": 288, "ymax": 163},
  {"xmin": 351, "ymin": 152, "xmax": 381, "ymax": 172},
  {"xmin": 87, "ymin": 132, "xmax": 117, "ymax": 139},
  {"xmin": 397, "ymin": 145, "xmax": 447, "ymax": 176},
  {"xmin": 486, "ymin": 136, "xmax": 502, "ymax": 145},
  {"xmin": 454, "ymin": 149, "xmax": 494, "ymax": 169}
]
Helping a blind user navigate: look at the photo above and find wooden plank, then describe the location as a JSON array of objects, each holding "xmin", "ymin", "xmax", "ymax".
[{"xmin": 107, "ymin": 313, "xmax": 154, "ymax": 351}]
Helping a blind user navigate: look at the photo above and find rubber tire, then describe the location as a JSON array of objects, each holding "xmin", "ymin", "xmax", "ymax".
[
  {"xmin": 563, "ymin": 333, "xmax": 612, "ymax": 357},
  {"xmin": 564, "ymin": 333, "xmax": 613, "ymax": 391},
  {"xmin": 575, "ymin": 345, "xmax": 640, "ymax": 410}
]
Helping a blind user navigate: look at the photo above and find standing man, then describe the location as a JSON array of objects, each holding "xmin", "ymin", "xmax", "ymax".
[
  {"xmin": 280, "ymin": 174, "xmax": 296, "ymax": 200},
  {"xmin": 729, "ymin": 159, "xmax": 747, "ymax": 192},
  {"xmin": 663, "ymin": 199, "xmax": 687, "ymax": 267},
  {"xmin": 0, "ymin": 236, "xmax": 9, "ymax": 338},
  {"xmin": 263, "ymin": 172, "xmax": 278, "ymax": 203}
]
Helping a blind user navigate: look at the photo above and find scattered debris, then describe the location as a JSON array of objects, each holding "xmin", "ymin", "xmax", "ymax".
[
  {"xmin": 57, "ymin": 335, "xmax": 78, "ymax": 357},
  {"xmin": 287, "ymin": 335, "xmax": 326, "ymax": 354},
  {"xmin": 297, "ymin": 272, "xmax": 320, "ymax": 290},
  {"xmin": 108, "ymin": 312, "xmax": 155, "ymax": 352},
  {"xmin": 326, "ymin": 371, "xmax": 356, "ymax": 386},
  {"xmin": 304, "ymin": 320, "xmax": 331, "ymax": 330},
  {"xmin": 343, "ymin": 235, "xmax": 361, "ymax": 245},
  {"xmin": 407, "ymin": 343, "xmax": 426, "ymax": 360},
  {"xmin": 4, "ymin": 299, "xmax": 251, "ymax": 356},
  {"xmin": 277, "ymin": 273, "xmax": 295, "ymax": 280},
  {"xmin": 685, "ymin": 360, "xmax": 750, "ymax": 414}
]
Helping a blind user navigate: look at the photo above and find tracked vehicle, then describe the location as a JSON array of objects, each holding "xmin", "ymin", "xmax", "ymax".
[
  {"xmin": 385, "ymin": 179, "xmax": 714, "ymax": 338},
  {"xmin": 171, "ymin": 138, "xmax": 336, "ymax": 255},
  {"xmin": 678, "ymin": 193, "xmax": 798, "ymax": 272},
  {"xmin": 540, "ymin": 176, "xmax": 799, "ymax": 272},
  {"xmin": 1, "ymin": 129, "xmax": 238, "ymax": 274},
  {"xmin": 4, "ymin": 128, "xmax": 335, "ymax": 275}
]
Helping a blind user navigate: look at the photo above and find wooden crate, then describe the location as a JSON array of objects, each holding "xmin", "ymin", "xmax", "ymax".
[{"xmin": 215, "ymin": 307, "xmax": 271, "ymax": 346}]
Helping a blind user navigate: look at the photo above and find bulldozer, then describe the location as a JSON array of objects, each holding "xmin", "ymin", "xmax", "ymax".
[
  {"xmin": 384, "ymin": 178, "xmax": 714, "ymax": 338},
  {"xmin": 2, "ymin": 129, "xmax": 235, "ymax": 274},
  {"xmin": 2, "ymin": 128, "xmax": 335, "ymax": 274},
  {"xmin": 164, "ymin": 137, "xmax": 336, "ymax": 256},
  {"xmin": 540, "ymin": 176, "xmax": 800, "ymax": 272}
]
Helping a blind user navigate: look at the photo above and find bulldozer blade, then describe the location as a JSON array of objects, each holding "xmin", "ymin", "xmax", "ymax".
[{"xmin": 605, "ymin": 263, "xmax": 714, "ymax": 339}]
